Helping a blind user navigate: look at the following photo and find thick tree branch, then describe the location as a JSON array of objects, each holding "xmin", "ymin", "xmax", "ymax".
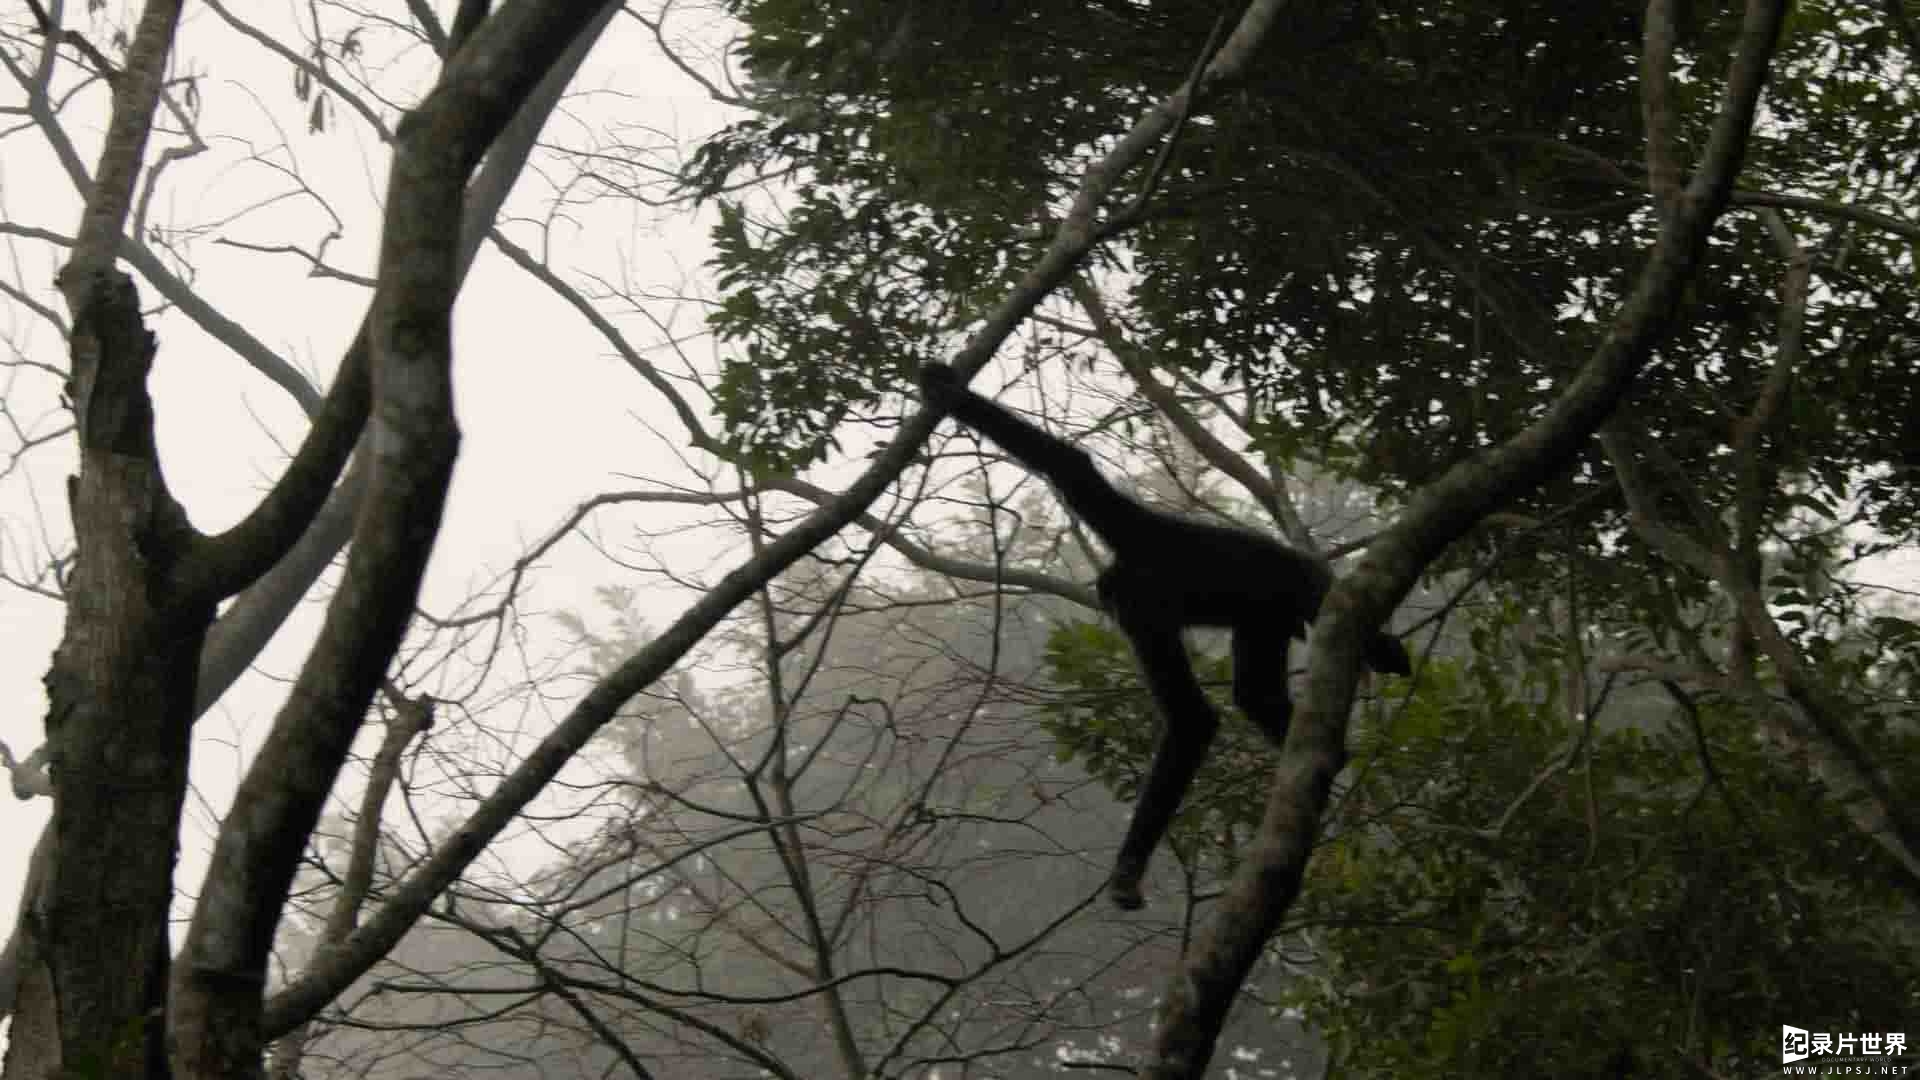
[
  {"xmin": 1601, "ymin": 210, "xmax": 1920, "ymax": 887},
  {"xmin": 0, "ymin": 827, "xmax": 52, "ymax": 1025},
  {"xmin": 1142, "ymin": 3, "xmax": 1788, "ymax": 1075},
  {"xmin": 31, "ymin": 0, "xmax": 190, "ymax": 1071},
  {"xmin": 175, "ymin": 327, "xmax": 371, "ymax": 602},
  {"xmin": 1733, "ymin": 209, "xmax": 1806, "ymax": 556},
  {"xmin": 1598, "ymin": 425, "xmax": 1720, "ymax": 576},
  {"xmin": 1641, "ymin": 0, "xmax": 1685, "ymax": 215},
  {"xmin": 266, "ymin": 689, "xmax": 433, "ymax": 1079},
  {"xmin": 171, "ymin": 4, "xmax": 622, "ymax": 1071},
  {"xmin": 1720, "ymin": 567, "xmax": 1920, "ymax": 883},
  {"xmin": 58, "ymin": 0, "xmax": 182, "ymax": 299},
  {"xmin": 190, "ymin": 1, "xmax": 619, "ymax": 712}
]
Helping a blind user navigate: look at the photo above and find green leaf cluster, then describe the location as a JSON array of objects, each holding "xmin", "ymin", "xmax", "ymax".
[
  {"xmin": 1286, "ymin": 631, "xmax": 1920, "ymax": 1078},
  {"xmin": 701, "ymin": 0, "xmax": 1920, "ymax": 537}
]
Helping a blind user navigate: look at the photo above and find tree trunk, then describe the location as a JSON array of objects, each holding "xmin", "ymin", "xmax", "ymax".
[{"xmin": 37, "ymin": 269, "xmax": 212, "ymax": 1079}]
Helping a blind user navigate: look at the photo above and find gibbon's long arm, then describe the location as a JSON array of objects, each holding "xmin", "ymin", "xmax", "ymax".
[
  {"xmin": 919, "ymin": 363, "xmax": 1150, "ymax": 543},
  {"xmin": 918, "ymin": 361, "xmax": 1411, "ymax": 678}
]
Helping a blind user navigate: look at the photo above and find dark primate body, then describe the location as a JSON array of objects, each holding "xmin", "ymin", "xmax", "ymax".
[{"xmin": 918, "ymin": 362, "xmax": 1411, "ymax": 909}]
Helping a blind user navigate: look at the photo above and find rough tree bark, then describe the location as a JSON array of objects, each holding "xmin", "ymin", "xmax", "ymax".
[
  {"xmin": 169, "ymin": 4, "xmax": 622, "ymax": 1074},
  {"xmin": 35, "ymin": 0, "xmax": 196, "ymax": 1073},
  {"xmin": 8, "ymin": 2, "xmax": 620, "ymax": 1077},
  {"xmin": 0, "ymin": 5, "xmax": 617, "ymax": 1073}
]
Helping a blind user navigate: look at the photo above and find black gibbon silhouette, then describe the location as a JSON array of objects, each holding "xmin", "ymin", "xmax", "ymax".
[{"xmin": 919, "ymin": 362, "xmax": 1411, "ymax": 909}]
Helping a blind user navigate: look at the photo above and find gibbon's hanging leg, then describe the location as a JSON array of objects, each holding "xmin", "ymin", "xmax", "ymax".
[
  {"xmin": 1231, "ymin": 619, "xmax": 1300, "ymax": 745},
  {"xmin": 1103, "ymin": 574, "xmax": 1223, "ymax": 911},
  {"xmin": 918, "ymin": 362, "xmax": 1411, "ymax": 909}
]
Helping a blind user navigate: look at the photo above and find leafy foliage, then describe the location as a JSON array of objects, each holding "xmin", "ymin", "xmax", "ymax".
[
  {"xmin": 1040, "ymin": 590, "xmax": 1920, "ymax": 1077},
  {"xmin": 1325, "ymin": 609, "xmax": 1916, "ymax": 1077},
  {"xmin": 695, "ymin": 0, "xmax": 1920, "ymax": 1070},
  {"xmin": 701, "ymin": 0, "xmax": 1919, "ymax": 541}
]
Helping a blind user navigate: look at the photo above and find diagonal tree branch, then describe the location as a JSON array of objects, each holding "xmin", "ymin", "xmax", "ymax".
[
  {"xmin": 261, "ymin": 0, "xmax": 1278, "ymax": 1033},
  {"xmin": 1142, "ymin": 2, "xmax": 1791, "ymax": 1074},
  {"xmin": 190, "ymin": 1, "xmax": 619, "ymax": 712},
  {"xmin": 170, "ymin": 4, "xmax": 624, "ymax": 1072}
]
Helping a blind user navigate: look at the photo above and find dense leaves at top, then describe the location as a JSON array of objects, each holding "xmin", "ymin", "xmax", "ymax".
[{"xmin": 698, "ymin": 0, "xmax": 1918, "ymax": 547}]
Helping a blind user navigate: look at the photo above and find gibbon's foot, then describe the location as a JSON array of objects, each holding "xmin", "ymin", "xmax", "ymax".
[{"xmin": 1108, "ymin": 869, "xmax": 1146, "ymax": 911}]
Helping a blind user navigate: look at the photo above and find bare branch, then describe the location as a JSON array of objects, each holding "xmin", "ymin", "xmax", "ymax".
[
  {"xmin": 172, "ymin": 5, "xmax": 624, "ymax": 1068},
  {"xmin": 262, "ymin": 0, "xmax": 1281, "ymax": 1032},
  {"xmin": 1068, "ymin": 276, "xmax": 1304, "ymax": 542},
  {"xmin": 1731, "ymin": 188, "xmax": 1920, "ymax": 245},
  {"xmin": 0, "ymin": 740, "xmax": 53, "ymax": 799},
  {"xmin": 190, "ymin": 0, "xmax": 620, "ymax": 709}
]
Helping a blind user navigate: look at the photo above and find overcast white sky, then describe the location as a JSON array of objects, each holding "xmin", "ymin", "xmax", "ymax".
[{"xmin": 0, "ymin": 3, "xmax": 751, "ymax": 968}]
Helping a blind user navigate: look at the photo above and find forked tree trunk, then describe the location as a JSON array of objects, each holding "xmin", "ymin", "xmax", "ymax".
[{"xmin": 30, "ymin": 269, "xmax": 212, "ymax": 1079}]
